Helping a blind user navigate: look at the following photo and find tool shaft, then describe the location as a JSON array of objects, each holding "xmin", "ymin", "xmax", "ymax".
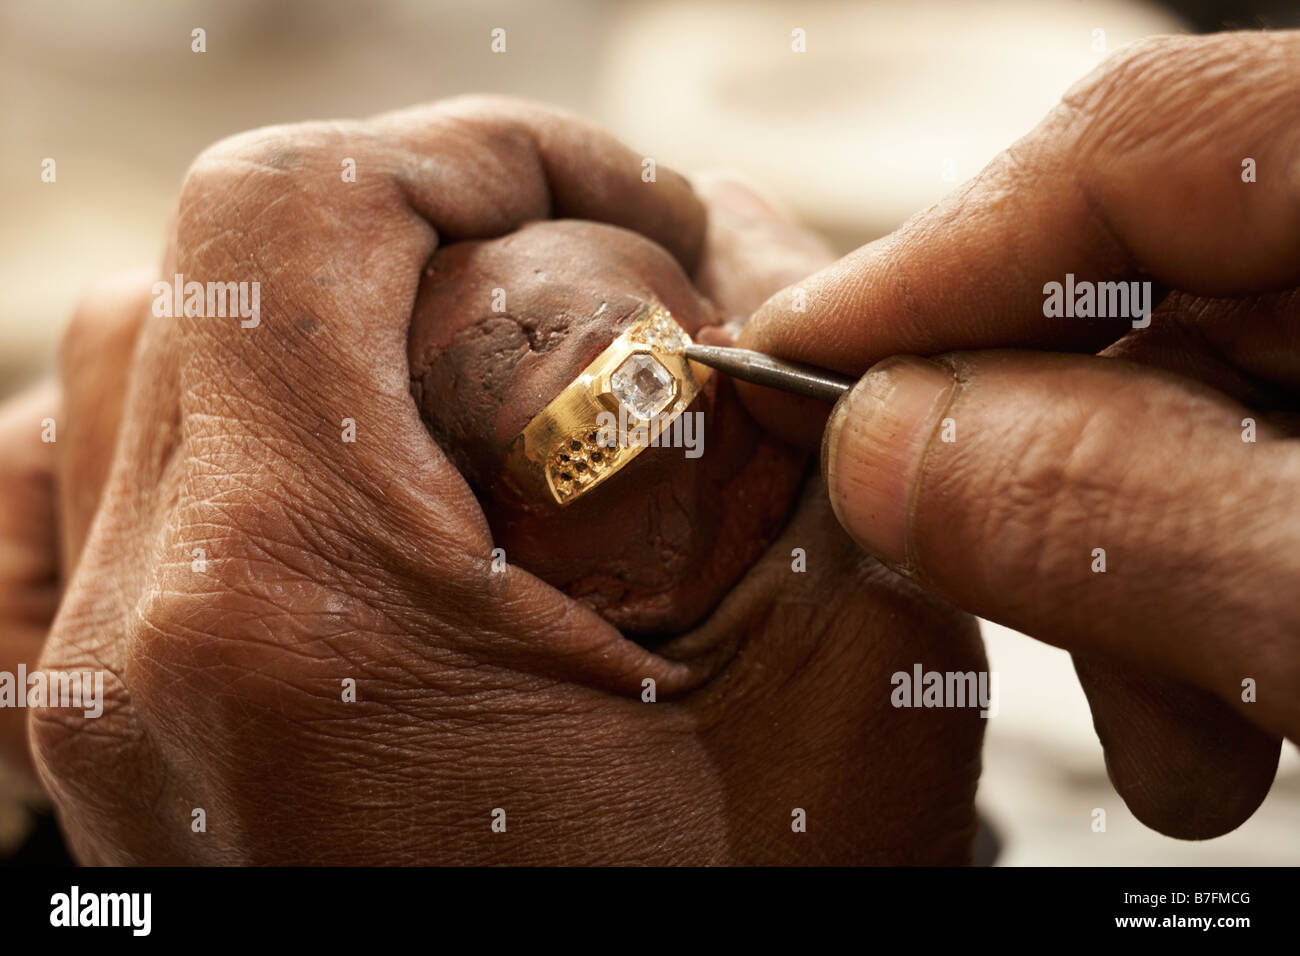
[{"xmin": 684, "ymin": 344, "xmax": 855, "ymax": 403}]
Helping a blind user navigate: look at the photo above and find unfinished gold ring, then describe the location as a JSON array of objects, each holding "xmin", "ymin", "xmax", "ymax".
[{"xmin": 504, "ymin": 305, "xmax": 710, "ymax": 507}]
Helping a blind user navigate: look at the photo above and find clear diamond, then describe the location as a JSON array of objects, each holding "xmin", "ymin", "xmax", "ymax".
[
  {"xmin": 611, "ymin": 353, "xmax": 673, "ymax": 420},
  {"xmin": 643, "ymin": 316, "xmax": 685, "ymax": 354}
]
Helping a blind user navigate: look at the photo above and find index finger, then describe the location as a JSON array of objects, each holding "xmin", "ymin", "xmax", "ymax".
[{"xmin": 740, "ymin": 30, "xmax": 1300, "ymax": 432}]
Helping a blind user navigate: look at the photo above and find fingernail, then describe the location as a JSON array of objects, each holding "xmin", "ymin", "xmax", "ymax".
[{"xmin": 822, "ymin": 356, "xmax": 955, "ymax": 566}]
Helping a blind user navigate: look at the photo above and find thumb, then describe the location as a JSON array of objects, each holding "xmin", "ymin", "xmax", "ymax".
[{"xmin": 822, "ymin": 350, "xmax": 1300, "ymax": 740}]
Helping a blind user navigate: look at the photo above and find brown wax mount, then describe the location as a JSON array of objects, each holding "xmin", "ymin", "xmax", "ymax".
[{"xmin": 408, "ymin": 220, "xmax": 805, "ymax": 635}]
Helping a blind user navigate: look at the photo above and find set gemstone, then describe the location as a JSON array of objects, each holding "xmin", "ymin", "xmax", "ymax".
[
  {"xmin": 611, "ymin": 353, "xmax": 674, "ymax": 419},
  {"xmin": 638, "ymin": 314, "xmax": 687, "ymax": 354}
]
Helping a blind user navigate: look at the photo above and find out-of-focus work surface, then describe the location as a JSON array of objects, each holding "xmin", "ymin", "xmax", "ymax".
[{"xmin": 2, "ymin": 0, "xmax": 1295, "ymax": 864}]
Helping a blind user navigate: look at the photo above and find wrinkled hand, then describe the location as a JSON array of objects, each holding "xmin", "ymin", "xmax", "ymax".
[
  {"xmin": 741, "ymin": 32, "xmax": 1300, "ymax": 838},
  {"xmin": 30, "ymin": 98, "xmax": 984, "ymax": 864}
]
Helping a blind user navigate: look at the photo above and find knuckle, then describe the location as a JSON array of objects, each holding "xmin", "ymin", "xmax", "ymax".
[
  {"xmin": 186, "ymin": 121, "xmax": 336, "ymax": 185},
  {"xmin": 1063, "ymin": 34, "xmax": 1192, "ymax": 118},
  {"xmin": 176, "ymin": 121, "xmax": 361, "ymax": 242}
]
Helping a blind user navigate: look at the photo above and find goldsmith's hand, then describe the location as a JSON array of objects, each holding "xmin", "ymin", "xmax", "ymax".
[
  {"xmin": 741, "ymin": 31, "xmax": 1300, "ymax": 837},
  {"xmin": 32, "ymin": 98, "xmax": 984, "ymax": 865}
]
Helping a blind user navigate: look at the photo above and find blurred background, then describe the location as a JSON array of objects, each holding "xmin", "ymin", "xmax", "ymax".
[{"xmin": 2, "ymin": 0, "xmax": 1298, "ymax": 864}]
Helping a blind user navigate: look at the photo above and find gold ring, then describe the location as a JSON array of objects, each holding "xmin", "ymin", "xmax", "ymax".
[{"xmin": 504, "ymin": 304, "xmax": 711, "ymax": 507}]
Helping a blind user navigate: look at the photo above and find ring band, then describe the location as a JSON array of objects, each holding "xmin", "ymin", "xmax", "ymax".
[{"xmin": 504, "ymin": 304, "xmax": 710, "ymax": 507}]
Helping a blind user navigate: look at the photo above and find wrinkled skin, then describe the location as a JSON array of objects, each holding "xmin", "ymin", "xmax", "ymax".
[{"xmin": 10, "ymin": 98, "xmax": 985, "ymax": 865}]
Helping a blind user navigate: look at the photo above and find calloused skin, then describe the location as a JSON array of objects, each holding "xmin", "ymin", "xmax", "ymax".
[
  {"xmin": 2, "ymin": 98, "xmax": 986, "ymax": 864},
  {"xmin": 741, "ymin": 31, "xmax": 1300, "ymax": 838}
]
